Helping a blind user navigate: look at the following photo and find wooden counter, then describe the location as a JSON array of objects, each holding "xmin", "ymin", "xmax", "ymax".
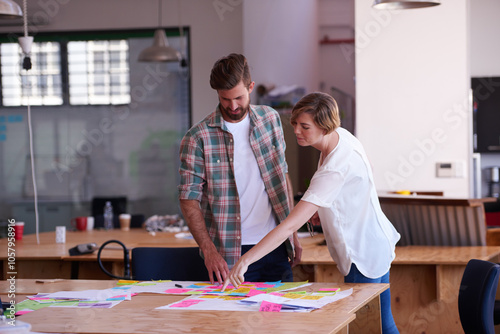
[{"xmin": 293, "ymin": 235, "xmax": 500, "ymax": 333}]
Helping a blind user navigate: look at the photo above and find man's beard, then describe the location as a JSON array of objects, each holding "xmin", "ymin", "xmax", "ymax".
[{"xmin": 222, "ymin": 102, "xmax": 250, "ymax": 122}]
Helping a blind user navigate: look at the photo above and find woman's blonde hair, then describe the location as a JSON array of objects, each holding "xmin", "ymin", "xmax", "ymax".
[{"xmin": 290, "ymin": 92, "xmax": 341, "ymax": 134}]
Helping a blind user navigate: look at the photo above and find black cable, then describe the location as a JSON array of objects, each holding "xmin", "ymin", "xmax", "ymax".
[{"xmin": 97, "ymin": 240, "xmax": 131, "ymax": 280}]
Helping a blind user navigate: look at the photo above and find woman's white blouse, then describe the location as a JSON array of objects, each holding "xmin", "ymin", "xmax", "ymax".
[{"xmin": 301, "ymin": 127, "xmax": 401, "ymax": 278}]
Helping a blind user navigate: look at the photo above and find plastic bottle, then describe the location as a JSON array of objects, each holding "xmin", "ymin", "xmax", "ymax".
[{"xmin": 103, "ymin": 201, "xmax": 114, "ymax": 230}]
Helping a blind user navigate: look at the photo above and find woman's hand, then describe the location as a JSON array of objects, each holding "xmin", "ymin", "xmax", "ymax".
[{"xmin": 221, "ymin": 258, "xmax": 249, "ymax": 291}]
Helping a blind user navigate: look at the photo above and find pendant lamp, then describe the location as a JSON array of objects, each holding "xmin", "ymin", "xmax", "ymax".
[
  {"xmin": 0, "ymin": 0, "xmax": 22, "ymax": 18},
  {"xmin": 373, "ymin": 0, "xmax": 441, "ymax": 9},
  {"xmin": 138, "ymin": 0, "xmax": 180, "ymax": 62}
]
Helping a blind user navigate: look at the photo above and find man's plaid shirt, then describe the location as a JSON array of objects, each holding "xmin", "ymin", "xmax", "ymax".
[{"xmin": 178, "ymin": 104, "xmax": 293, "ymax": 268}]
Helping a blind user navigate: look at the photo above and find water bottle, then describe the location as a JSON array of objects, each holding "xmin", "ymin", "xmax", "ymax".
[{"xmin": 103, "ymin": 201, "xmax": 114, "ymax": 230}]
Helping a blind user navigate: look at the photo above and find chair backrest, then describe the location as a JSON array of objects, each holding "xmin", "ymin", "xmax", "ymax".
[
  {"xmin": 131, "ymin": 247, "xmax": 209, "ymax": 281},
  {"xmin": 459, "ymin": 259, "xmax": 500, "ymax": 334}
]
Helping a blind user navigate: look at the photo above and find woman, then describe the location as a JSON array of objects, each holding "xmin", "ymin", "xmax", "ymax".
[{"xmin": 222, "ymin": 92, "xmax": 401, "ymax": 334}]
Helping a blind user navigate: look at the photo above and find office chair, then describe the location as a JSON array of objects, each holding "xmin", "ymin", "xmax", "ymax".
[
  {"xmin": 130, "ymin": 214, "xmax": 145, "ymax": 228},
  {"xmin": 132, "ymin": 247, "xmax": 209, "ymax": 281},
  {"xmin": 458, "ymin": 259, "xmax": 500, "ymax": 334},
  {"xmin": 97, "ymin": 242, "xmax": 209, "ymax": 281}
]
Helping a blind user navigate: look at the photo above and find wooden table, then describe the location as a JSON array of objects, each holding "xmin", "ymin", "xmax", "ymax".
[
  {"xmin": 0, "ymin": 229, "xmax": 198, "ymax": 280},
  {"xmin": 0, "ymin": 279, "xmax": 389, "ymax": 334},
  {"xmin": 5, "ymin": 230, "xmax": 500, "ymax": 332},
  {"xmin": 293, "ymin": 235, "xmax": 500, "ymax": 334}
]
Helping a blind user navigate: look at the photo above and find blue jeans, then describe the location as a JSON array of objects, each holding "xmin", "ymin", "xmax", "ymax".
[
  {"xmin": 345, "ymin": 263, "xmax": 399, "ymax": 334},
  {"xmin": 241, "ymin": 243, "xmax": 293, "ymax": 282}
]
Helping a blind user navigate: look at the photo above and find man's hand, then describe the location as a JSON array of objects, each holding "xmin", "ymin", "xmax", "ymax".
[
  {"xmin": 309, "ymin": 212, "xmax": 321, "ymax": 226},
  {"xmin": 203, "ymin": 248, "xmax": 229, "ymax": 285}
]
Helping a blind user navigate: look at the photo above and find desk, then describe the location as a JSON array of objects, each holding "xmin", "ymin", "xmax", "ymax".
[
  {"xmin": 0, "ymin": 229, "xmax": 198, "ymax": 280},
  {"xmin": 378, "ymin": 194, "xmax": 497, "ymax": 246},
  {"xmin": 6, "ymin": 231, "xmax": 499, "ymax": 332},
  {"xmin": 0, "ymin": 279, "xmax": 388, "ymax": 334},
  {"xmin": 294, "ymin": 235, "xmax": 500, "ymax": 333}
]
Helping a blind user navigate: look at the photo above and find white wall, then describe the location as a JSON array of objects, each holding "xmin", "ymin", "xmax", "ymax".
[
  {"xmin": 243, "ymin": 0, "xmax": 319, "ymax": 96},
  {"xmin": 355, "ymin": 1, "xmax": 470, "ymax": 197},
  {"xmin": 470, "ymin": 0, "xmax": 500, "ymax": 76}
]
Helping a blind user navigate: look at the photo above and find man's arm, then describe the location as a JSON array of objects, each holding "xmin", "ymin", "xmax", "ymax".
[
  {"xmin": 222, "ymin": 200, "xmax": 318, "ymax": 290},
  {"xmin": 285, "ymin": 173, "xmax": 302, "ymax": 267},
  {"xmin": 180, "ymin": 199, "xmax": 229, "ymax": 284}
]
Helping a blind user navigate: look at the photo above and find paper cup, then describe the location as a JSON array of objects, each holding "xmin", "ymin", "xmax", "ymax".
[
  {"xmin": 119, "ymin": 214, "xmax": 131, "ymax": 231},
  {"xmin": 86, "ymin": 216, "xmax": 94, "ymax": 231},
  {"xmin": 14, "ymin": 222, "xmax": 24, "ymax": 240},
  {"xmin": 55, "ymin": 226, "xmax": 66, "ymax": 243}
]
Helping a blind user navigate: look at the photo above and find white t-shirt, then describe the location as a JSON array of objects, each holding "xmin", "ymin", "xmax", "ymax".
[
  {"xmin": 224, "ymin": 115, "xmax": 277, "ymax": 245},
  {"xmin": 301, "ymin": 127, "xmax": 401, "ymax": 278}
]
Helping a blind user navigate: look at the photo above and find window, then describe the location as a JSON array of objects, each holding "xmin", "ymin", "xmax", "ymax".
[
  {"xmin": 68, "ymin": 40, "xmax": 130, "ymax": 105},
  {"xmin": 0, "ymin": 37, "xmax": 133, "ymax": 107},
  {"xmin": 1, "ymin": 41, "xmax": 63, "ymax": 106}
]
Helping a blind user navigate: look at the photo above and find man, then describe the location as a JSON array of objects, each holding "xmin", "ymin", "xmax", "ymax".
[{"xmin": 178, "ymin": 53, "xmax": 301, "ymax": 284}]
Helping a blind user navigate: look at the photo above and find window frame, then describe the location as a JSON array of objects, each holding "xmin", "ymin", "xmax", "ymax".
[{"xmin": 0, "ymin": 28, "xmax": 191, "ymax": 117}]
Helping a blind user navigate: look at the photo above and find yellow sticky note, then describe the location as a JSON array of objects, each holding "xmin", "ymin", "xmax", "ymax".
[
  {"xmin": 282, "ymin": 293, "xmax": 304, "ymax": 299},
  {"xmin": 300, "ymin": 295, "xmax": 324, "ymax": 300},
  {"xmin": 117, "ymin": 280, "xmax": 139, "ymax": 285}
]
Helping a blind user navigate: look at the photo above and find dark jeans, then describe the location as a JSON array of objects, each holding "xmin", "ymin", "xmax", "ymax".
[
  {"xmin": 241, "ymin": 243, "xmax": 293, "ymax": 282},
  {"xmin": 344, "ymin": 263, "xmax": 399, "ymax": 334}
]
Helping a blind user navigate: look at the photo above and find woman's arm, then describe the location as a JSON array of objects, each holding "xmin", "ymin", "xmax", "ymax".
[
  {"xmin": 285, "ymin": 173, "xmax": 303, "ymax": 267},
  {"xmin": 222, "ymin": 200, "xmax": 319, "ymax": 290}
]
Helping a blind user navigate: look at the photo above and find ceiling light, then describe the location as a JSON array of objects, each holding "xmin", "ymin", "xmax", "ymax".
[
  {"xmin": 138, "ymin": 0, "xmax": 181, "ymax": 62},
  {"xmin": 373, "ymin": 0, "xmax": 441, "ymax": 9},
  {"xmin": 0, "ymin": 0, "xmax": 22, "ymax": 18},
  {"xmin": 138, "ymin": 29, "xmax": 180, "ymax": 62}
]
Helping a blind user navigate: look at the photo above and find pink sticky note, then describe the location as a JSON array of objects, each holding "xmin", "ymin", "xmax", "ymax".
[
  {"xmin": 319, "ymin": 288, "xmax": 340, "ymax": 292},
  {"xmin": 259, "ymin": 301, "xmax": 282, "ymax": 312},
  {"xmin": 16, "ymin": 310, "xmax": 33, "ymax": 315},
  {"xmin": 270, "ymin": 292, "xmax": 285, "ymax": 296},
  {"xmin": 170, "ymin": 299, "xmax": 203, "ymax": 308},
  {"xmin": 247, "ymin": 289, "xmax": 266, "ymax": 297},
  {"xmin": 165, "ymin": 288, "xmax": 192, "ymax": 294}
]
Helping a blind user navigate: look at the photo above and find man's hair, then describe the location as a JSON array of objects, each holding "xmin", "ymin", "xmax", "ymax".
[
  {"xmin": 210, "ymin": 53, "xmax": 252, "ymax": 90},
  {"xmin": 291, "ymin": 92, "xmax": 341, "ymax": 134}
]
